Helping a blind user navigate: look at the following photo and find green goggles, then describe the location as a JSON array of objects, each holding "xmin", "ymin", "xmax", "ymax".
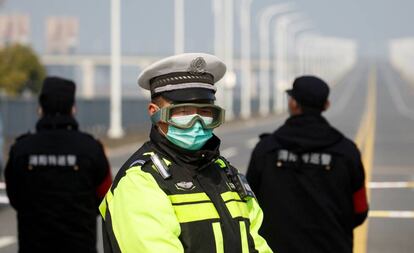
[{"xmin": 151, "ymin": 103, "xmax": 226, "ymax": 129}]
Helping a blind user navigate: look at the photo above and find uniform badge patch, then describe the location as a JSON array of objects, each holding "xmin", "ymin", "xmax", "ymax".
[{"xmin": 175, "ymin": 181, "xmax": 196, "ymax": 191}]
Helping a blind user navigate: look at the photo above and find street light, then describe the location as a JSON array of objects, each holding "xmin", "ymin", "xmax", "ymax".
[
  {"xmin": 258, "ymin": 3, "xmax": 295, "ymax": 116},
  {"xmin": 211, "ymin": 0, "xmax": 235, "ymax": 120},
  {"xmin": 285, "ymin": 21, "xmax": 313, "ymax": 86},
  {"xmin": 108, "ymin": 0, "xmax": 124, "ymax": 138},
  {"xmin": 240, "ymin": 0, "xmax": 253, "ymax": 119},
  {"xmin": 224, "ymin": 0, "xmax": 235, "ymax": 120},
  {"xmin": 296, "ymin": 33, "xmax": 318, "ymax": 76},
  {"xmin": 175, "ymin": 0, "xmax": 185, "ymax": 54},
  {"xmin": 273, "ymin": 12, "xmax": 303, "ymax": 113}
]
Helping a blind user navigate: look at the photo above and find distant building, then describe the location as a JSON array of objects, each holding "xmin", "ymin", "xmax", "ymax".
[
  {"xmin": 0, "ymin": 14, "xmax": 30, "ymax": 48},
  {"xmin": 46, "ymin": 16, "xmax": 79, "ymax": 54}
]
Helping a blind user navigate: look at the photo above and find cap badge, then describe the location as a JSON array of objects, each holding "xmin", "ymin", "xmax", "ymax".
[{"xmin": 188, "ymin": 57, "xmax": 206, "ymax": 75}]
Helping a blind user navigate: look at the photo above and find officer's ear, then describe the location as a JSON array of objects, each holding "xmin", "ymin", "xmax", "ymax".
[
  {"xmin": 148, "ymin": 95, "xmax": 171, "ymax": 116},
  {"xmin": 288, "ymin": 97, "xmax": 302, "ymax": 115},
  {"xmin": 71, "ymin": 106, "xmax": 77, "ymax": 116},
  {"xmin": 148, "ymin": 103, "xmax": 159, "ymax": 116},
  {"xmin": 322, "ymin": 100, "xmax": 330, "ymax": 112},
  {"xmin": 38, "ymin": 107, "xmax": 43, "ymax": 117}
]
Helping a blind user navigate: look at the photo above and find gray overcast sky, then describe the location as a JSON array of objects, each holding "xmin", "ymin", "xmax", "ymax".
[{"xmin": 1, "ymin": 0, "xmax": 413, "ymax": 59}]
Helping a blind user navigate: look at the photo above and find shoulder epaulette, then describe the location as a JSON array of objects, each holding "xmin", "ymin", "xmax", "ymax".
[
  {"xmin": 127, "ymin": 147, "xmax": 172, "ymax": 180},
  {"xmin": 128, "ymin": 155, "xmax": 152, "ymax": 169}
]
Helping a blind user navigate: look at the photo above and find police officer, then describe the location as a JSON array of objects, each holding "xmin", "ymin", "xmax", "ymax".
[
  {"xmin": 5, "ymin": 77, "xmax": 112, "ymax": 253},
  {"xmin": 100, "ymin": 53, "xmax": 272, "ymax": 253},
  {"xmin": 246, "ymin": 76, "xmax": 369, "ymax": 253}
]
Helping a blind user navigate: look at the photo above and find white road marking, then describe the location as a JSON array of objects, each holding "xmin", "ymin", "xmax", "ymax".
[
  {"xmin": 0, "ymin": 236, "xmax": 16, "ymax": 248},
  {"xmin": 221, "ymin": 147, "xmax": 238, "ymax": 158},
  {"xmin": 246, "ymin": 138, "xmax": 259, "ymax": 149},
  {"xmin": 0, "ymin": 195, "xmax": 9, "ymax": 204},
  {"xmin": 369, "ymin": 181, "xmax": 414, "ymax": 189},
  {"xmin": 369, "ymin": 211, "xmax": 414, "ymax": 218},
  {"xmin": 0, "ymin": 182, "xmax": 5, "ymax": 190}
]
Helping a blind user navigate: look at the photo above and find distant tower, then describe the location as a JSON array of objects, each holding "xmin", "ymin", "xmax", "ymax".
[
  {"xmin": 0, "ymin": 14, "xmax": 30, "ymax": 48},
  {"xmin": 46, "ymin": 16, "xmax": 79, "ymax": 54}
]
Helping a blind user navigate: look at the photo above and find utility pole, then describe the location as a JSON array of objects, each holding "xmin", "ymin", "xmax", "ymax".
[
  {"xmin": 240, "ymin": 0, "xmax": 253, "ymax": 119},
  {"xmin": 108, "ymin": 0, "xmax": 124, "ymax": 138},
  {"xmin": 258, "ymin": 3, "xmax": 295, "ymax": 116},
  {"xmin": 175, "ymin": 0, "xmax": 185, "ymax": 54}
]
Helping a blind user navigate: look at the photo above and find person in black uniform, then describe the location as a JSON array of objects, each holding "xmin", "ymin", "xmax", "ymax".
[
  {"xmin": 99, "ymin": 53, "xmax": 272, "ymax": 252},
  {"xmin": 5, "ymin": 77, "xmax": 112, "ymax": 253},
  {"xmin": 246, "ymin": 76, "xmax": 369, "ymax": 253}
]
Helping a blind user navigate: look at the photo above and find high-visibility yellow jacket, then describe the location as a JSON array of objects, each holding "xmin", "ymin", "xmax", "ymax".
[{"xmin": 100, "ymin": 139, "xmax": 272, "ymax": 253}]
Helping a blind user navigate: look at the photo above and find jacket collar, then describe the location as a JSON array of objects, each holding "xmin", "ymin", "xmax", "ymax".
[
  {"xmin": 36, "ymin": 115, "xmax": 79, "ymax": 132},
  {"xmin": 273, "ymin": 113, "xmax": 343, "ymax": 153},
  {"xmin": 149, "ymin": 126, "xmax": 221, "ymax": 171}
]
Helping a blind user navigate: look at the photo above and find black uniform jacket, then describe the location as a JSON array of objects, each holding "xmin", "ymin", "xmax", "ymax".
[
  {"xmin": 5, "ymin": 115, "xmax": 111, "ymax": 253},
  {"xmin": 246, "ymin": 113, "xmax": 368, "ymax": 253}
]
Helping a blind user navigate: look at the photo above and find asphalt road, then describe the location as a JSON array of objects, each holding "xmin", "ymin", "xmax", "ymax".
[{"xmin": 0, "ymin": 61, "xmax": 413, "ymax": 252}]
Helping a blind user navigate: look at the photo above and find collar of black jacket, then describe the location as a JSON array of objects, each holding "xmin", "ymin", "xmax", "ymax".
[
  {"xmin": 36, "ymin": 115, "xmax": 79, "ymax": 132},
  {"xmin": 149, "ymin": 126, "xmax": 221, "ymax": 171},
  {"xmin": 273, "ymin": 113, "xmax": 343, "ymax": 153}
]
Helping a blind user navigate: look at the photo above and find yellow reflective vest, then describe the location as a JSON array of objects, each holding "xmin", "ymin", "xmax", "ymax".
[{"xmin": 100, "ymin": 142, "xmax": 272, "ymax": 253}]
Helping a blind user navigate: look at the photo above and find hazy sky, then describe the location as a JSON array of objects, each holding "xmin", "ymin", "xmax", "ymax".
[{"xmin": 1, "ymin": 0, "xmax": 413, "ymax": 58}]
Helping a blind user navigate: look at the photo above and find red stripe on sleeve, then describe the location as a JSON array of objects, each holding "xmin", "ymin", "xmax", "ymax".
[
  {"xmin": 353, "ymin": 186, "xmax": 368, "ymax": 213},
  {"xmin": 97, "ymin": 170, "xmax": 113, "ymax": 198}
]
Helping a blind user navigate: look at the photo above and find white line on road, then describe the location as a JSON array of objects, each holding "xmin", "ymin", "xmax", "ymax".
[
  {"xmin": 0, "ymin": 195, "xmax": 9, "ymax": 204},
  {"xmin": 368, "ymin": 181, "xmax": 414, "ymax": 189},
  {"xmin": 246, "ymin": 138, "xmax": 259, "ymax": 149},
  {"xmin": 0, "ymin": 182, "xmax": 5, "ymax": 190},
  {"xmin": 0, "ymin": 236, "xmax": 17, "ymax": 248},
  {"xmin": 369, "ymin": 210, "xmax": 414, "ymax": 218},
  {"xmin": 221, "ymin": 147, "xmax": 238, "ymax": 158}
]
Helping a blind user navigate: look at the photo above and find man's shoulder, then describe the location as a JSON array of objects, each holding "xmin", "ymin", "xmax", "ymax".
[
  {"xmin": 328, "ymin": 134, "xmax": 361, "ymax": 159},
  {"xmin": 68, "ymin": 130, "xmax": 108, "ymax": 151},
  {"xmin": 111, "ymin": 141, "xmax": 154, "ymax": 190},
  {"xmin": 11, "ymin": 132, "xmax": 36, "ymax": 151},
  {"xmin": 254, "ymin": 132, "xmax": 280, "ymax": 154}
]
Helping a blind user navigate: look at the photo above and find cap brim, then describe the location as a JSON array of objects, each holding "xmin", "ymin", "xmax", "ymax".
[
  {"xmin": 157, "ymin": 88, "xmax": 216, "ymax": 102},
  {"xmin": 286, "ymin": 89, "xmax": 293, "ymax": 96}
]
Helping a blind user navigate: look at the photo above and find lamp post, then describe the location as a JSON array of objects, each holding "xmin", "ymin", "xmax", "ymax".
[
  {"xmin": 273, "ymin": 12, "xmax": 303, "ymax": 113},
  {"xmin": 240, "ymin": 0, "xmax": 253, "ymax": 119},
  {"xmin": 296, "ymin": 33, "xmax": 318, "ymax": 76},
  {"xmin": 212, "ymin": 0, "xmax": 235, "ymax": 120},
  {"xmin": 285, "ymin": 21, "xmax": 313, "ymax": 86},
  {"xmin": 224, "ymin": 0, "xmax": 235, "ymax": 120},
  {"xmin": 108, "ymin": 0, "xmax": 124, "ymax": 138},
  {"xmin": 258, "ymin": 3, "xmax": 295, "ymax": 116},
  {"xmin": 174, "ymin": 0, "xmax": 185, "ymax": 54}
]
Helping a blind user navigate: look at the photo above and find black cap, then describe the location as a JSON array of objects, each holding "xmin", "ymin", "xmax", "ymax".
[
  {"xmin": 39, "ymin": 76, "xmax": 76, "ymax": 115},
  {"xmin": 286, "ymin": 76, "xmax": 330, "ymax": 110},
  {"xmin": 160, "ymin": 88, "xmax": 216, "ymax": 102}
]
